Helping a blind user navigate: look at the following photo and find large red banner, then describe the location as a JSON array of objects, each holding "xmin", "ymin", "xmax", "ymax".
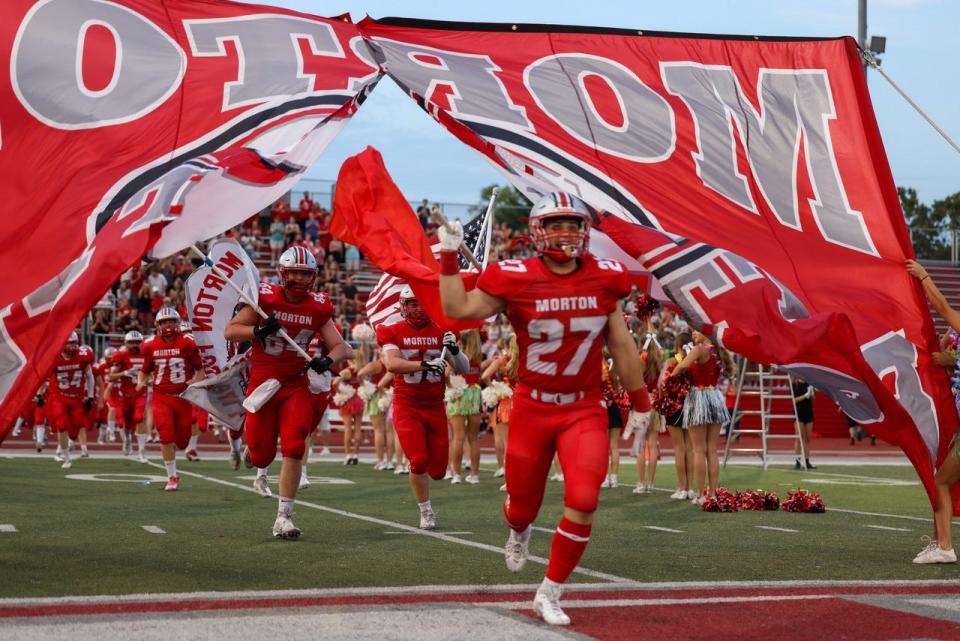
[
  {"xmin": 360, "ymin": 18, "xmax": 957, "ymax": 510},
  {"xmin": 0, "ymin": 0, "xmax": 379, "ymax": 432}
]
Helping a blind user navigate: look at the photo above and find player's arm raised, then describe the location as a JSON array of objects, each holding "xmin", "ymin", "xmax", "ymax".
[{"xmin": 437, "ymin": 221, "xmax": 505, "ymax": 320}]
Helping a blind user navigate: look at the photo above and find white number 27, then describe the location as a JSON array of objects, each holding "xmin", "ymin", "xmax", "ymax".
[{"xmin": 526, "ymin": 316, "xmax": 606, "ymax": 376}]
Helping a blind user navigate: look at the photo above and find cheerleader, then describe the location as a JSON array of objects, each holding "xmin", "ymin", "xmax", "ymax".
[
  {"xmin": 600, "ymin": 352, "xmax": 629, "ymax": 488},
  {"xmin": 671, "ymin": 330, "xmax": 736, "ymax": 504},
  {"xmin": 481, "ymin": 333, "xmax": 519, "ymax": 486},
  {"xmin": 334, "ymin": 345, "xmax": 367, "ymax": 465},
  {"xmin": 656, "ymin": 333, "xmax": 694, "ymax": 499},
  {"xmin": 357, "ymin": 346, "xmax": 396, "ymax": 471},
  {"xmin": 447, "ymin": 330, "xmax": 487, "ymax": 484},
  {"xmin": 633, "ymin": 332, "xmax": 664, "ymax": 495}
]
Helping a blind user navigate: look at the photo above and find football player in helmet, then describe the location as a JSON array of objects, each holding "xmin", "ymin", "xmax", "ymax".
[{"xmin": 436, "ymin": 192, "xmax": 650, "ymax": 625}]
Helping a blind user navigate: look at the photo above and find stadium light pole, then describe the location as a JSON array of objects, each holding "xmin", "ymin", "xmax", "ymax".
[{"xmin": 858, "ymin": 0, "xmax": 887, "ymax": 80}]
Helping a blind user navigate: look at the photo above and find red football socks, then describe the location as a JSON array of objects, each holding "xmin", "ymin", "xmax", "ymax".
[{"xmin": 545, "ymin": 516, "xmax": 592, "ymax": 583}]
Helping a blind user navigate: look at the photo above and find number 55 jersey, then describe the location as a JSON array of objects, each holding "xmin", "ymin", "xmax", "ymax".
[{"xmin": 476, "ymin": 255, "xmax": 632, "ymax": 398}]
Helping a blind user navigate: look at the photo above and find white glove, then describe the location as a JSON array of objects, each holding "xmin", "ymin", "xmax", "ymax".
[
  {"xmin": 438, "ymin": 220, "xmax": 464, "ymax": 252},
  {"xmin": 623, "ymin": 410, "xmax": 649, "ymax": 440},
  {"xmin": 442, "ymin": 331, "xmax": 459, "ymax": 354},
  {"xmin": 421, "ymin": 357, "xmax": 447, "ymax": 376}
]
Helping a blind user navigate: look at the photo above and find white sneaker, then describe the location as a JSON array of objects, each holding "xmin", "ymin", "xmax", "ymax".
[
  {"xmin": 138, "ymin": 453, "xmax": 148, "ymax": 464},
  {"xmin": 80, "ymin": 448, "xmax": 89, "ymax": 458},
  {"xmin": 450, "ymin": 474, "xmax": 462, "ymax": 485},
  {"xmin": 913, "ymin": 545, "xmax": 957, "ymax": 564},
  {"xmin": 504, "ymin": 526, "xmax": 531, "ymax": 572},
  {"xmin": 685, "ymin": 489, "xmax": 698, "ymax": 500},
  {"xmin": 419, "ymin": 509, "xmax": 436, "ymax": 530},
  {"xmin": 600, "ymin": 475, "xmax": 611, "ymax": 488},
  {"xmin": 533, "ymin": 580, "xmax": 571, "ymax": 626},
  {"xmin": 401, "ymin": 464, "xmax": 410, "ymax": 474},
  {"xmin": 61, "ymin": 459, "xmax": 73, "ymax": 469},
  {"xmin": 913, "ymin": 536, "xmax": 939, "ymax": 561},
  {"xmin": 393, "ymin": 464, "xmax": 404, "ymax": 476},
  {"xmin": 608, "ymin": 474, "xmax": 619, "ymax": 488},
  {"xmin": 343, "ymin": 455, "xmax": 351, "ymax": 466},
  {"xmin": 372, "ymin": 461, "xmax": 385, "ymax": 471},
  {"xmin": 669, "ymin": 489, "xmax": 686, "ymax": 499},
  {"xmin": 443, "ymin": 468, "xmax": 454, "ymax": 480},
  {"xmin": 465, "ymin": 474, "xmax": 480, "ymax": 485},
  {"xmin": 54, "ymin": 450, "xmax": 65, "ymax": 462},
  {"xmin": 494, "ymin": 467, "xmax": 505, "ymax": 478},
  {"xmin": 633, "ymin": 484, "xmax": 644, "ymax": 495},
  {"xmin": 386, "ymin": 461, "xmax": 396, "ymax": 470},
  {"xmin": 319, "ymin": 446, "xmax": 331, "ymax": 457},
  {"xmin": 253, "ymin": 476, "xmax": 273, "ymax": 498},
  {"xmin": 550, "ymin": 473, "xmax": 564, "ymax": 482},
  {"xmin": 272, "ymin": 515, "xmax": 301, "ymax": 539},
  {"xmin": 644, "ymin": 485, "xmax": 654, "ymax": 494},
  {"xmin": 298, "ymin": 475, "xmax": 310, "ymax": 490},
  {"xmin": 499, "ymin": 483, "xmax": 507, "ymax": 492}
]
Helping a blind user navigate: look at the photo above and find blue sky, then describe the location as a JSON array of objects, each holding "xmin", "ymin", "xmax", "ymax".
[{"xmin": 273, "ymin": 0, "xmax": 959, "ymax": 212}]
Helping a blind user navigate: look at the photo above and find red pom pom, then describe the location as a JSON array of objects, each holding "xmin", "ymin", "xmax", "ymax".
[
  {"xmin": 634, "ymin": 294, "xmax": 660, "ymax": 321},
  {"xmin": 780, "ymin": 488, "xmax": 825, "ymax": 513}
]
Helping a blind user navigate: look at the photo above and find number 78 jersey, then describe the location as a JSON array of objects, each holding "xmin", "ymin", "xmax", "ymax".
[{"xmin": 477, "ymin": 255, "xmax": 632, "ymax": 396}]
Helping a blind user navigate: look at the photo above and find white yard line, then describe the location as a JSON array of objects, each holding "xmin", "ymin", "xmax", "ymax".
[
  {"xmin": 865, "ymin": 524, "xmax": 912, "ymax": 532},
  {"xmin": 1, "ymin": 579, "xmax": 957, "ymax": 608},
  {"xmin": 145, "ymin": 463, "xmax": 634, "ymax": 584},
  {"xmin": 0, "ymin": 524, "xmax": 17, "ymax": 533},
  {"xmin": 643, "ymin": 526, "xmax": 685, "ymax": 533},
  {"xmin": 141, "ymin": 526, "xmax": 166, "ymax": 534},
  {"xmin": 755, "ymin": 526, "xmax": 799, "ymax": 533}
]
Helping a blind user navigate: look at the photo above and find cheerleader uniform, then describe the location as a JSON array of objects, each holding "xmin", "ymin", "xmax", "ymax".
[
  {"xmin": 494, "ymin": 355, "xmax": 515, "ymax": 424},
  {"xmin": 336, "ymin": 368, "xmax": 365, "ymax": 418},
  {"xmin": 364, "ymin": 370, "xmax": 387, "ymax": 417},
  {"xmin": 447, "ymin": 358, "xmax": 483, "ymax": 417},
  {"xmin": 682, "ymin": 350, "xmax": 730, "ymax": 428},
  {"xmin": 601, "ymin": 360, "xmax": 628, "ymax": 430}
]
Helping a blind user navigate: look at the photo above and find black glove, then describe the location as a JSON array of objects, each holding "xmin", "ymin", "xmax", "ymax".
[
  {"xmin": 84, "ymin": 397, "xmax": 94, "ymax": 413},
  {"xmin": 253, "ymin": 314, "xmax": 281, "ymax": 339},
  {"xmin": 34, "ymin": 395, "xmax": 45, "ymax": 408},
  {"xmin": 421, "ymin": 358, "xmax": 446, "ymax": 376},
  {"xmin": 442, "ymin": 331, "xmax": 459, "ymax": 355},
  {"xmin": 307, "ymin": 356, "xmax": 333, "ymax": 375}
]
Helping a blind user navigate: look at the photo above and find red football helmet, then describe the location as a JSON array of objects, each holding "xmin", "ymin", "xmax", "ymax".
[
  {"xmin": 399, "ymin": 286, "xmax": 429, "ymax": 328},
  {"xmin": 528, "ymin": 192, "xmax": 593, "ymax": 264},
  {"xmin": 278, "ymin": 246, "xmax": 317, "ymax": 294},
  {"xmin": 155, "ymin": 307, "xmax": 181, "ymax": 339}
]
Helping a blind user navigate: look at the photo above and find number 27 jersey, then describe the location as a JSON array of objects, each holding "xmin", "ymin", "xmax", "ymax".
[{"xmin": 477, "ymin": 255, "xmax": 632, "ymax": 396}]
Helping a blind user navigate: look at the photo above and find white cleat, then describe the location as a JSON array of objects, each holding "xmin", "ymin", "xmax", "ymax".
[
  {"xmin": 138, "ymin": 453, "xmax": 149, "ymax": 464},
  {"xmin": 549, "ymin": 473, "xmax": 564, "ymax": 483},
  {"xmin": 54, "ymin": 451, "xmax": 65, "ymax": 462},
  {"xmin": 253, "ymin": 476, "xmax": 273, "ymax": 498},
  {"xmin": 419, "ymin": 509, "xmax": 436, "ymax": 530},
  {"xmin": 504, "ymin": 526, "xmax": 531, "ymax": 572},
  {"xmin": 533, "ymin": 580, "xmax": 571, "ymax": 626},
  {"xmin": 913, "ymin": 545, "xmax": 957, "ymax": 564},
  {"xmin": 272, "ymin": 515, "xmax": 301, "ymax": 539},
  {"xmin": 298, "ymin": 476, "xmax": 310, "ymax": 491},
  {"xmin": 465, "ymin": 474, "xmax": 480, "ymax": 485},
  {"xmin": 61, "ymin": 459, "xmax": 73, "ymax": 469},
  {"xmin": 164, "ymin": 476, "xmax": 180, "ymax": 492}
]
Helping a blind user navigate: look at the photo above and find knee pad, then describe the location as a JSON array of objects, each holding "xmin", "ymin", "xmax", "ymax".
[
  {"xmin": 407, "ymin": 452, "xmax": 429, "ymax": 475},
  {"xmin": 563, "ymin": 487, "xmax": 600, "ymax": 515}
]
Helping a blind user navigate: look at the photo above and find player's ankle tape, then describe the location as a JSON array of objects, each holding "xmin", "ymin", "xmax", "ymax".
[{"xmin": 439, "ymin": 251, "xmax": 460, "ymax": 275}]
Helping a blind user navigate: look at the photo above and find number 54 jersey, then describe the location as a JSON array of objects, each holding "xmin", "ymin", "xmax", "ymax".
[
  {"xmin": 249, "ymin": 283, "xmax": 334, "ymax": 387},
  {"xmin": 477, "ymin": 255, "xmax": 632, "ymax": 397}
]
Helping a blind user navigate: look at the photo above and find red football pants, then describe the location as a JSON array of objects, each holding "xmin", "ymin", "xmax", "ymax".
[
  {"xmin": 245, "ymin": 384, "xmax": 313, "ymax": 468},
  {"xmin": 119, "ymin": 395, "xmax": 146, "ymax": 430},
  {"xmin": 49, "ymin": 398, "xmax": 86, "ymax": 440},
  {"xmin": 503, "ymin": 391, "xmax": 608, "ymax": 530},
  {"xmin": 393, "ymin": 402, "xmax": 448, "ymax": 478},
  {"xmin": 192, "ymin": 406, "xmax": 209, "ymax": 433},
  {"xmin": 152, "ymin": 393, "xmax": 193, "ymax": 450}
]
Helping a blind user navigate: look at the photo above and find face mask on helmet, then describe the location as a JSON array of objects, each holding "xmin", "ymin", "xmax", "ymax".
[
  {"xmin": 278, "ymin": 247, "xmax": 317, "ymax": 294},
  {"xmin": 63, "ymin": 332, "xmax": 79, "ymax": 357},
  {"xmin": 124, "ymin": 330, "xmax": 143, "ymax": 353},
  {"xmin": 399, "ymin": 288, "xmax": 429, "ymax": 328},
  {"xmin": 528, "ymin": 192, "xmax": 592, "ymax": 264},
  {"xmin": 155, "ymin": 308, "xmax": 181, "ymax": 339}
]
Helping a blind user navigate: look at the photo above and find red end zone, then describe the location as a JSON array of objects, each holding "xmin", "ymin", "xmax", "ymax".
[{"xmin": 2, "ymin": 582, "xmax": 959, "ymax": 640}]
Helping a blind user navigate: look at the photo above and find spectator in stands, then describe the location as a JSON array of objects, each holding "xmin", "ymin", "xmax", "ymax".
[
  {"xmin": 90, "ymin": 309, "xmax": 112, "ymax": 334},
  {"xmin": 906, "ymin": 259, "xmax": 960, "ymax": 564},
  {"xmin": 116, "ymin": 298, "xmax": 139, "ymax": 332},
  {"xmin": 134, "ymin": 281, "xmax": 153, "ymax": 329},
  {"xmin": 269, "ymin": 218, "xmax": 285, "ymax": 262},
  {"xmin": 342, "ymin": 275, "xmax": 358, "ymax": 303},
  {"xmin": 147, "ymin": 266, "xmax": 168, "ymax": 296},
  {"xmin": 116, "ymin": 278, "xmax": 133, "ymax": 306},
  {"xmin": 258, "ymin": 205, "xmax": 273, "ymax": 235},
  {"xmin": 305, "ymin": 212, "xmax": 320, "ymax": 243},
  {"xmin": 344, "ymin": 243, "xmax": 360, "ymax": 271},
  {"xmin": 328, "ymin": 235, "xmax": 345, "ymax": 264},
  {"xmin": 417, "ymin": 198, "xmax": 431, "ymax": 229},
  {"xmin": 316, "ymin": 211, "xmax": 332, "ymax": 254},
  {"xmin": 284, "ymin": 216, "xmax": 300, "ymax": 246},
  {"xmin": 150, "ymin": 287, "xmax": 164, "ymax": 314},
  {"xmin": 324, "ymin": 255, "xmax": 341, "ymax": 284},
  {"xmin": 298, "ymin": 191, "xmax": 315, "ymax": 216}
]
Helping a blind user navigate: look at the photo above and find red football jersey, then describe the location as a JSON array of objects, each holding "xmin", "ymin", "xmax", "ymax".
[
  {"xmin": 248, "ymin": 283, "xmax": 334, "ymax": 386},
  {"xmin": 110, "ymin": 348, "xmax": 147, "ymax": 398},
  {"xmin": 141, "ymin": 333, "xmax": 203, "ymax": 395},
  {"xmin": 376, "ymin": 320, "xmax": 445, "ymax": 408},
  {"xmin": 476, "ymin": 255, "xmax": 632, "ymax": 396},
  {"xmin": 48, "ymin": 346, "xmax": 95, "ymax": 400}
]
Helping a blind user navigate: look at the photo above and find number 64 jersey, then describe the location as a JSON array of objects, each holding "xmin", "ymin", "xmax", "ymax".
[{"xmin": 476, "ymin": 255, "xmax": 632, "ymax": 397}]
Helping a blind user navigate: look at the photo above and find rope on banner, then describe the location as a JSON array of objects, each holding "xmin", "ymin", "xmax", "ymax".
[{"xmin": 861, "ymin": 49, "xmax": 960, "ymax": 156}]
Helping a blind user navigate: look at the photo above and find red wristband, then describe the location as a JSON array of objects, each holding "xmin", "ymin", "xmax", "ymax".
[
  {"xmin": 628, "ymin": 388, "xmax": 650, "ymax": 413},
  {"xmin": 439, "ymin": 250, "xmax": 460, "ymax": 275}
]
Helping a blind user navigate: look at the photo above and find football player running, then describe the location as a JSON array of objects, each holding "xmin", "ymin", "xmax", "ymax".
[
  {"xmin": 376, "ymin": 286, "xmax": 470, "ymax": 529},
  {"xmin": 438, "ymin": 192, "xmax": 650, "ymax": 625},
  {"xmin": 137, "ymin": 308, "xmax": 204, "ymax": 491},
  {"xmin": 46, "ymin": 332, "xmax": 95, "ymax": 469},
  {"xmin": 225, "ymin": 246, "xmax": 352, "ymax": 539},
  {"xmin": 109, "ymin": 331, "xmax": 148, "ymax": 461}
]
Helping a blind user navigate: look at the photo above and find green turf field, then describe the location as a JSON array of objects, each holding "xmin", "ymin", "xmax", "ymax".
[{"xmin": 2, "ymin": 456, "xmax": 957, "ymax": 598}]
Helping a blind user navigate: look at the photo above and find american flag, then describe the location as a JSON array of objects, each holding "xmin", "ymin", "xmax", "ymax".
[{"xmin": 365, "ymin": 209, "xmax": 487, "ymax": 330}]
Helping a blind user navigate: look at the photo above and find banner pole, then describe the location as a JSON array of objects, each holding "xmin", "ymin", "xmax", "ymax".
[
  {"xmin": 430, "ymin": 210, "xmax": 483, "ymax": 272},
  {"xmin": 188, "ymin": 245, "xmax": 312, "ymax": 362}
]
